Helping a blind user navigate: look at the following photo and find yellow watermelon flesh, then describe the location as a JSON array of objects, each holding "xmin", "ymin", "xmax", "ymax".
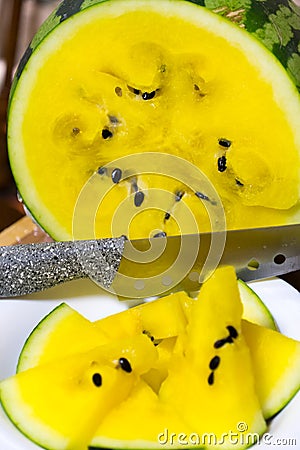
[
  {"xmin": 159, "ymin": 267, "xmax": 266, "ymax": 448},
  {"xmin": 7, "ymin": 0, "xmax": 300, "ymax": 241},
  {"xmin": 17, "ymin": 303, "xmax": 109, "ymax": 373},
  {"xmin": 1, "ymin": 337, "xmax": 157, "ymax": 450}
]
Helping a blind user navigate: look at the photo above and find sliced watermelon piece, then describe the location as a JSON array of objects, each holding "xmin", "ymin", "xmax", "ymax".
[
  {"xmin": 90, "ymin": 379, "xmax": 194, "ymax": 449},
  {"xmin": 94, "ymin": 291, "xmax": 188, "ymax": 340},
  {"xmin": 242, "ymin": 319, "xmax": 300, "ymax": 419},
  {"xmin": 159, "ymin": 267, "xmax": 266, "ymax": 448},
  {"xmin": 16, "ymin": 278, "xmax": 276, "ymax": 376},
  {"xmin": 1, "ymin": 336, "xmax": 157, "ymax": 450},
  {"xmin": 17, "ymin": 303, "xmax": 109, "ymax": 373}
]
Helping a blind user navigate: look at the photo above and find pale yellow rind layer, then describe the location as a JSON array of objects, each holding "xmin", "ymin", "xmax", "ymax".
[{"xmin": 238, "ymin": 280, "xmax": 277, "ymax": 330}]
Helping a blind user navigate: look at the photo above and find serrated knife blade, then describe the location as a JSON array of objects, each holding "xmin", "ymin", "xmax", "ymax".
[{"xmin": 0, "ymin": 223, "xmax": 299, "ymax": 298}]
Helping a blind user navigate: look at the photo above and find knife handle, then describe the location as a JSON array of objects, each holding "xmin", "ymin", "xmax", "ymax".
[
  {"xmin": 0, "ymin": 241, "xmax": 85, "ymax": 297},
  {"xmin": 0, "ymin": 238, "xmax": 125, "ymax": 297}
]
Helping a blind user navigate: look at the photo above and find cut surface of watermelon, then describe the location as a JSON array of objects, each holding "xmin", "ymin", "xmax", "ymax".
[{"xmin": 8, "ymin": 0, "xmax": 300, "ymax": 240}]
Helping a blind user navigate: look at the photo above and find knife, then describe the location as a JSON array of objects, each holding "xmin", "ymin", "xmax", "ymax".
[{"xmin": 0, "ymin": 223, "xmax": 299, "ymax": 298}]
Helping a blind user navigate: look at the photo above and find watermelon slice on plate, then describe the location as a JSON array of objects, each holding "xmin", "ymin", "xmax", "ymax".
[{"xmin": 0, "ymin": 277, "xmax": 299, "ymax": 450}]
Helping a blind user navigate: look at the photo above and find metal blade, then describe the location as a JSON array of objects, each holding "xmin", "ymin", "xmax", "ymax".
[
  {"xmin": 0, "ymin": 223, "xmax": 299, "ymax": 298},
  {"xmin": 109, "ymin": 223, "xmax": 300, "ymax": 298}
]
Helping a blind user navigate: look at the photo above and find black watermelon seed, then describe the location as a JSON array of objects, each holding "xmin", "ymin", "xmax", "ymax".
[
  {"xmin": 92, "ymin": 373, "xmax": 102, "ymax": 387},
  {"xmin": 227, "ymin": 325, "xmax": 238, "ymax": 339},
  {"xmin": 235, "ymin": 178, "xmax": 244, "ymax": 187},
  {"xmin": 194, "ymin": 84, "xmax": 206, "ymax": 97},
  {"xmin": 208, "ymin": 371, "xmax": 214, "ymax": 385},
  {"xmin": 217, "ymin": 155, "xmax": 227, "ymax": 172},
  {"xmin": 153, "ymin": 231, "xmax": 167, "ymax": 238},
  {"xmin": 111, "ymin": 168, "xmax": 122, "ymax": 184},
  {"xmin": 218, "ymin": 138, "xmax": 232, "ymax": 148},
  {"xmin": 142, "ymin": 91, "xmax": 156, "ymax": 100},
  {"xmin": 143, "ymin": 332, "xmax": 161, "ymax": 346},
  {"xmin": 209, "ymin": 355, "xmax": 221, "ymax": 371},
  {"xmin": 214, "ymin": 338, "xmax": 227, "ymax": 349},
  {"xmin": 195, "ymin": 191, "xmax": 210, "ymax": 202},
  {"xmin": 164, "ymin": 212, "xmax": 171, "ymax": 221},
  {"xmin": 102, "ymin": 128, "xmax": 113, "ymax": 139},
  {"xmin": 118, "ymin": 358, "xmax": 132, "ymax": 373},
  {"xmin": 72, "ymin": 127, "xmax": 80, "ymax": 136},
  {"xmin": 175, "ymin": 191, "xmax": 184, "ymax": 202},
  {"xmin": 143, "ymin": 330, "xmax": 154, "ymax": 341},
  {"xmin": 97, "ymin": 167, "xmax": 107, "ymax": 175},
  {"xmin": 134, "ymin": 191, "xmax": 145, "ymax": 207},
  {"xmin": 225, "ymin": 336, "xmax": 234, "ymax": 344},
  {"xmin": 115, "ymin": 87, "xmax": 123, "ymax": 97}
]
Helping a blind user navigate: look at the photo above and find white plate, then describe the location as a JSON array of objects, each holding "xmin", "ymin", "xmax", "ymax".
[{"xmin": 0, "ymin": 277, "xmax": 299, "ymax": 449}]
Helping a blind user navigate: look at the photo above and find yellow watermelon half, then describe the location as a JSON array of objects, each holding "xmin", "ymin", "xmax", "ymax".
[{"xmin": 7, "ymin": 0, "xmax": 300, "ymax": 240}]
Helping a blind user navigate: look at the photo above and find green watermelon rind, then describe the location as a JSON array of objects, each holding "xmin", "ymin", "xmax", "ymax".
[
  {"xmin": 16, "ymin": 303, "xmax": 75, "ymax": 373},
  {"xmin": 264, "ymin": 345, "xmax": 300, "ymax": 419},
  {"xmin": 202, "ymin": 0, "xmax": 300, "ymax": 91},
  {"xmin": 7, "ymin": 0, "xmax": 300, "ymax": 241},
  {"xmin": 243, "ymin": 320, "xmax": 300, "ymax": 421},
  {"xmin": 238, "ymin": 279, "xmax": 278, "ymax": 331}
]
